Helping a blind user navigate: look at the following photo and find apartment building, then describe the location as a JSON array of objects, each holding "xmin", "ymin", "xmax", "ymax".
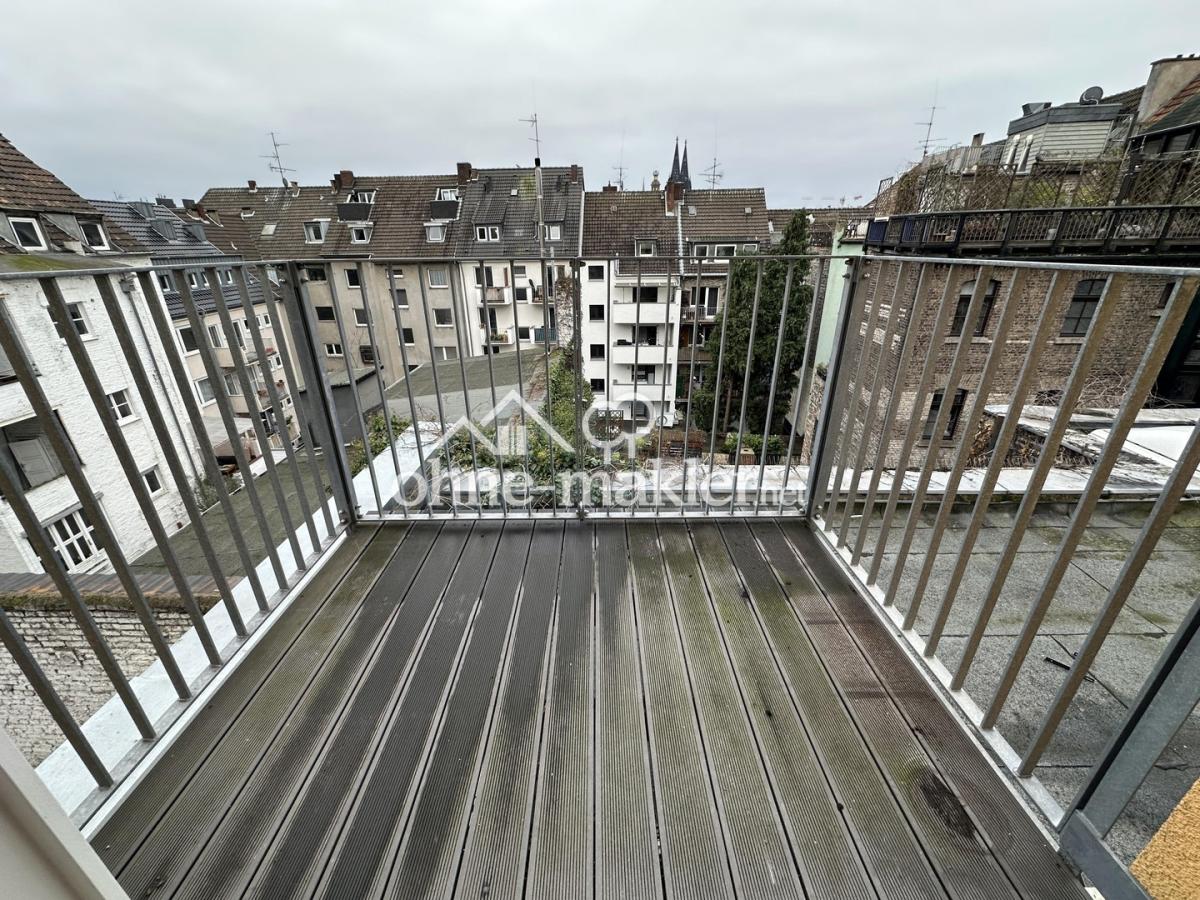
[{"xmin": 0, "ymin": 135, "xmax": 200, "ymax": 574}]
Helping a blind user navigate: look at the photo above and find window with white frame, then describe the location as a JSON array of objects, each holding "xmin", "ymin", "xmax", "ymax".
[
  {"xmin": 354, "ymin": 308, "xmax": 369, "ymax": 326},
  {"xmin": 514, "ymin": 286, "xmax": 528, "ymax": 303},
  {"xmin": 360, "ymin": 344, "xmax": 375, "ymax": 365},
  {"xmin": 475, "ymin": 225, "xmax": 500, "ymax": 242},
  {"xmin": 345, "ymin": 268, "xmax": 361, "ymax": 289},
  {"xmin": 425, "ymin": 223, "xmax": 446, "ymax": 243},
  {"xmin": 434, "ymin": 308, "xmax": 453, "ymax": 327},
  {"xmin": 143, "ymin": 467, "xmax": 163, "ymax": 495},
  {"xmin": 222, "ymin": 373, "xmax": 242, "ymax": 395},
  {"xmin": 55, "ymin": 302, "xmax": 90, "ymax": 337},
  {"xmin": 587, "ymin": 264, "xmax": 604, "ymax": 280},
  {"xmin": 474, "ymin": 265, "xmax": 495, "ymax": 288},
  {"xmin": 178, "ymin": 327, "xmax": 198, "ymax": 353},
  {"xmin": 107, "ymin": 390, "xmax": 135, "ymax": 421},
  {"xmin": 207, "ymin": 324, "xmax": 223, "ymax": 347},
  {"xmin": 428, "ymin": 268, "xmax": 449, "ymax": 288},
  {"xmin": 349, "ymin": 190, "xmax": 376, "ymax": 204},
  {"xmin": 195, "ymin": 377, "xmax": 215, "ymax": 404},
  {"xmin": 393, "ymin": 286, "xmax": 409, "ymax": 307},
  {"xmin": 304, "ymin": 220, "xmax": 328, "ymax": 243},
  {"xmin": 636, "ymin": 240, "xmax": 656, "ymax": 256},
  {"xmin": 512, "ymin": 264, "xmax": 526, "ymax": 278},
  {"xmin": 402, "ymin": 327, "xmax": 415, "ymax": 345},
  {"xmin": 315, "ymin": 306, "xmax": 336, "ymax": 322},
  {"xmin": 272, "ymin": 354, "xmax": 282, "ymax": 369},
  {"xmin": 543, "ymin": 223, "xmax": 562, "ymax": 241},
  {"xmin": 8, "ymin": 217, "xmax": 46, "ymax": 250},
  {"xmin": 80, "ymin": 221, "xmax": 108, "ymax": 250},
  {"xmin": 714, "ymin": 244, "xmax": 736, "ymax": 257},
  {"xmin": 741, "ymin": 243, "xmax": 759, "ymax": 254},
  {"xmin": 350, "ymin": 225, "xmax": 372, "ymax": 244},
  {"xmin": 258, "ymin": 313, "xmax": 271, "ymax": 328},
  {"xmin": 187, "ymin": 271, "xmax": 209, "ymax": 289},
  {"xmin": 517, "ymin": 326, "xmax": 532, "ymax": 341},
  {"xmin": 437, "ymin": 188, "xmax": 458, "ymax": 202},
  {"xmin": 218, "ymin": 269, "xmax": 234, "ymax": 285},
  {"xmin": 44, "ymin": 508, "xmax": 100, "ymax": 572},
  {"xmin": 305, "ymin": 266, "xmax": 328, "ymax": 282},
  {"xmin": 157, "ymin": 272, "xmax": 174, "ymax": 292},
  {"xmin": 439, "ymin": 346, "xmax": 458, "ymax": 360},
  {"xmin": 325, "ymin": 342, "xmax": 344, "ymax": 357},
  {"xmin": 693, "ymin": 244, "xmax": 709, "ymax": 258}
]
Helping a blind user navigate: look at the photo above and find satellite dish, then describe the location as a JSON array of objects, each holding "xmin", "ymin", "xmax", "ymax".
[{"xmin": 1080, "ymin": 85, "xmax": 1104, "ymax": 104}]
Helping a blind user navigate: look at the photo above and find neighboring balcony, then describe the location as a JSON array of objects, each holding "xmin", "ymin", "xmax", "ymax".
[
  {"xmin": 480, "ymin": 286, "xmax": 509, "ymax": 305},
  {"xmin": 611, "ymin": 301, "xmax": 673, "ymax": 324},
  {"xmin": 488, "ymin": 328, "xmax": 513, "ymax": 345},
  {"xmin": 610, "ymin": 341, "xmax": 675, "ymax": 366}
]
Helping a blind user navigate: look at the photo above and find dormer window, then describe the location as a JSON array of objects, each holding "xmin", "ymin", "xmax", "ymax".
[
  {"xmin": 350, "ymin": 224, "xmax": 373, "ymax": 244},
  {"xmin": 475, "ymin": 225, "xmax": 500, "ymax": 242},
  {"xmin": 742, "ymin": 243, "xmax": 759, "ymax": 254},
  {"xmin": 425, "ymin": 223, "xmax": 446, "ymax": 243},
  {"xmin": 543, "ymin": 223, "xmax": 562, "ymax": 242},
  {"xmin": 157, "ymin": 272, "xmax": 174, "ymax": 293},
  {"xmin": 437, "ymin": 188, "xmax": 458, "ymax": 202},
  {"xmin": 636, "ymin": 240, "xmax": 656, "ymax": 257},
  {"xmin": 186, "ymin": 272, "xmax": 209, "ymax": 289},
  {"xmin": 218, "ymin": 269, "xmax": 235, "ymax": 286},
  {"xmin": 9, "ymin": 217, "xmax": 46, "ymax": 251},
  {"xmin": 349, "ymin": 190, "xmax": 376, "ymax": 204},
  {"xmin": 304, "ymin": 220, "xmax": 328, "ymax": 243},
  {"xmin": 693, "ymin": 244, "xmax": 709, "ymax": 257},
  {"xmin": 80, "ymin": 221, "xmax": 109, "ymax": 250},
  {"xmin": 714, "ymin": 243, "xmax": 736, "ymax": 258}
]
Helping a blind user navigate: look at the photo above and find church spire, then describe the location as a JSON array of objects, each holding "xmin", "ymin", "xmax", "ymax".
[
  {"xmin": 668, "ymin": 137, "xmax": 681, "ymax": 185},
  {"xmin": 680, "ymin": 140, "xmax": 691, "ymax": 190}
]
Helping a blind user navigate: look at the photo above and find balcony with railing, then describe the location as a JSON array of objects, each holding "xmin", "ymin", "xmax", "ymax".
[{"xmin": 5, "ymin": 253, "xmax": 1200, "ymax": 899}]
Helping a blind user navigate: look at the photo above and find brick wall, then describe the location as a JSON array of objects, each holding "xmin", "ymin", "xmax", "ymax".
[{"xmin": 0, "ymin": 606, "xmax": 192, "ymax": 765}]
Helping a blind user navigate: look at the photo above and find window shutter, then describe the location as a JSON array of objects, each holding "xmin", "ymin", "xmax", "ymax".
[{"xmin": 11, "ymin": 438, "xmax": 59, "ymax": 487}]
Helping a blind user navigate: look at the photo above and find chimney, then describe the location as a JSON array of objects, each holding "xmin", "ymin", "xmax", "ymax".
[
  {"xmin": 1137, "ymin": 54, "xmax": 1200, "ymax": 131},
  {"xmin": 569, "ymin": 164, "xmax": 580, "ymax": 184},
  {"xmin": 666, "ymin": 179, "xmax": 683, "ymax": 213},
  {"xmin": 155, "ymin": 197, "xmax": 175, "ymax": 208},
  {"xmin": 333, "ymin": 170, "xmax": 354, "ymax": 191},
  {"xmin": 194, "ymin": 202, "xmax": 206, "ymax": 218},
  {"xmin": 602, "ymin": 183, "xmax": 618, "ymax": 193},
  {"xmin": 1021, "ymin": 102, "xmax": 1052, "ymax": 117},
  {"xmin": 457, "ymin": 162, "xmax": 473, "ymax": 185},
  {"xmin": 290, "ymin": 180, "xmax": 300, "ymax": 197},
  {"xmin": 247, "ymin": 179, "xmax": 258, "ymax": 192},
  {"xmin": 971, "ymin": 132, "xmax": 984, "ymax": 147}
]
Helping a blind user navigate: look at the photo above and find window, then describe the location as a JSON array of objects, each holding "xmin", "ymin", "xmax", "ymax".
[
  {"xmin": 474, "ymin": 266, "xmax": 495, "ymax": 288},
  {"xmin": 360, "ymin": 344, "xmax": 376, "ymax": 365},
  {"xmin": 186, "ymin": 271, "xmax": 209, "ymax": 289},
  {"xmin": 325, "ymin": 343, "xmax": 343, "ymax": 357},
  {"xmin": 693, "ymin": 244, "xmax": 709, "ymax": 258},
  {"xmin": 218, "ymin": 269, "xmax": 234, "ymax": 286},
  {"xmin": 434, "ymin": 308, "xmax": 453, "ymax": 326},
  {"xmin": 80, "ymin": 221, "xmax": 108, "ymax": 250},
  {"xmin": 425, "ymin": 223, "xmax": 446, "ymax": 242},
  {"xmin": 178, "ymin": 327, "xmax": 198, "ymax": 353},
  {"xmin": 393, "ymin": 287, "xmax": 409, "ymax": 308},
  {"xmin": 195, "ymin": 377, "xmax": 215, "ymax": 404},
  {"xmin": 258, "ymin": 313, "xmax": 271, "ymax": 328},
  {"xmin": 222, "ymin": 373, "xmax": 242, "ymax": 395},
  {"xmin": 354, "ymin": 308, "xmax": 369, "ymax": 326},
  {"xmin": 350, "ymin": 225, "xmax": 372, "ymax": 244},
  {"xmin": 304, "ymin": 220, "xmax": 328, "ymax": 243},
  {"xmin": 157, "ymin": 272, "xmax": 174, "ymax": 292},
  {"xmin": 345, "ymin": 268, "xmax": 361, "ymax": 289},
  {"xmin": 514, "ymin": 286, "xmax": 528, "ymax": 303},
  {"xmin": 349, "ymin": 190, "xmax": 376, "ymax": 204},
  {"xmin": 543, "ymin": 223, "xmax": 562, "ymax": 241},
  {"xmin": 305, "ymin": 266, "xmax": 328, "ymax": 282},
  {"xmin": 45, "ymin": 509, "xmax": 100, "ymax": 572},
  {"xmin": 437, "ymin": 187, "xmax": 459, "ymax": 202},
  {"xmin": 206, "ymin": 324, "xmax": 223, "ymax": 347},
  {"xmin": 587, "ymin": 264, "xmax": 604, "ymax": 281},
  {"xmin": 439, "ymin": 346, "xmax": 458, "ymax": 360},
  {"xmin": 261, "ymin": 223, "xmax": 277, "ymax": 236},
  {"xmin": 315, "ymin": 306, "xmax": 336, "ymax": 322},
  {"xmin": 1062, "ymin": 278, "xmax": 1105, "ymax": 336},
  {"xmin": 590, "ymin": 344, "xmax": 606, "ymax": 360},
  {"xmin": 272, "ymin": 354, "xmax": 282, "ymax": 370},
  {"xmin": 512, "ymin": 264, "xmax": 527, "ymax": 278},
  {"xmin": 589, "ymin": 304, "xmax": 605, "ymax": 321},
  {"xmin": 714, "ymin": 244, "xmax": 736, "ymax": 257},
  {"xmin": 9, "ymin": 217, "xmax": 46, "ymax": 250},
  {"xmin": 517, "ymin": 326, "xmax": 532, "ymax": 341},
  {"xmin": 1, "ymin": 417, "xmax": 66, "ymax": 488},
  {"xmin": 923, "ymin": 389, "xmax": 968, "ymax": 441},
  {"xmin": 632, "ymin": 286, "xmax": 659, "ymax": 303},
  {"xmin": 636, "ymin": 240, "xmax": 656, "ymax": 256},
  {"xmin": 401, "ymin": 328, "xmax": 415, "ymax": 345},
  {"xmin": 428, "ymin": 268, "xmax": 449, "ymax": 288},
  {"xmin": 1157, "ymin": 281, "xmax": 1176, "ymax": 309},
  {"xmin": 475, "ymin": 225, "xmax": 500, "ymax": 242},
  {"xmin": 742, "ymin": 243, "xmax": 759, "ymax": 254},
  {"xmin": 143, "ymin": 467, "xmax": 163, "ymax": 495},
  {"xmin": 950, "ymin": 279, "xmax": 999, "ymax": 337},
  {"xmin": 56, "ymin": 302, "xmax": 90, "ymax": 337},
  {"xmin": 590, "ymin": 378, "xmax": 605, "ymax": 392},
  {"xmin": 107, "ymin": 390, "xmax": 135, "ymax": 421}
]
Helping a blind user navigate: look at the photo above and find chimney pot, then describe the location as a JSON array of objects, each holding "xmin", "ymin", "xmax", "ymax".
[
  {"xmin": 602, "ymin": 183, "xmax": 618, "ymax": 193},
  {"xmin": 247, "ymin": 179, "xmax": 257, "ymax": 192},
  {"xmin": 666, "ymin": 180, "xmax": 683, "ymax": 212}
]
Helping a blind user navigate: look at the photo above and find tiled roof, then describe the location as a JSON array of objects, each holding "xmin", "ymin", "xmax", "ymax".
[
  {"xmin": 458, "ymin": 166, "xmax": 584, "ymax": 258},
  {"xmin": 1102, "ymin": 85, "xmax": 1145, "ymax": 116},
  {"xmin": 0, "ymin": 133, "xmax": 95, "ymax": 215},
  {"xmin": 1140, "ymin": 72, "xmax": 1200, "ymax": 134},
  {"xmin": 581, "ymin": 190, "xmax": 679, "ymax": 258},
  {"xmin": 89, "ymin": 199, "xmax": 225, "ymax": 259},
  {"xmin": 679, "ymin": 188, "xmax": 770, "ymax": 241}
]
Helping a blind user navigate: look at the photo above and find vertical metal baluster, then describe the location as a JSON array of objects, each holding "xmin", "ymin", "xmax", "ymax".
[
  {"xmin": 656, "ymin": 265, "xmax": 673, "ymax": 514},
  {"xmin": 0, "ymin": 449, "xmax": 155, "ymax": 739},
  {"xmin": 981, "ymin": 274, "xmax": 1200, "ymax": 726},
  {"xmin": 1022, "ymin": 417, "xmax": 1200, "ymax": 776},
  {"xmin": 866, "ymin": 265, "xmax": 961, "ymax": 585},
  {"xmin": 782, "ymin": 256, "xmax": 829, "ymax": 505},
  {"xmin": 235, "ymin": 267, "xmax": 324, "ymax": 543},
  {"xmin": 837, "ymin": 261, "xmax": 908, "ymax": 548},
  {"xmin": 178, "ymin": 269, "xmax": 290, "ymax": 593},
  {"xmin": 416, "ymin": 263, "xmax": 454, "ymax": 514},
  {"xmin": 902, "ymin": 269, "xmax": 1024, "ymax": 628},
  {"xmin": 952, "ymin": 274, "xmax": 1127, "ymax": 690},
  {"xmin": 729, "ymin": 259, "xmax": 765, "ymax": 515},
  {"xmin": 680, "ymin": 262, "xmax": 704, "ymax": 511},
  {"xmin": 384, "ymin": 265, "xmax": 431, "ymax": 517},
  {"xmin": 924, "ymin": 271, "xmax": 1070, "ymax": 656},
  {"xmin": 263, "ymin": 265, "xmax": 338, "ymax": 534},
  {"xmin": 540, "ymin": 258, "xmax": 558, "ymax": 516},
  {"xmin": 323, "ymin": 263, "xmax": 383, "ymax": 516},
  {"xmin": 206, "ymin": 265, "xmax": 307, "ymax": 573},
  {"xmin": 353, "ymin": 262, "xmax": 406, "ymax": 518},
  {"xmin": 0, "ymin": 607, "xmax": 111, "ymax": 785},
  {"xmin": 604, "ymin": 257, "xmax": 613, "ymax": 516},
  {"xmin": 705, "ymin": 264, "xmax": 736, "ymax": 513},
  {"xmin": 827, "ymin": 259, "xmax": 885, "ymax": 530},
  {"xmin": 42, "ymin": 279, "xmax": 221, "ymax": 666},
  {"xmin": 99, "ymin": 273, "xmax": 245, "ymax": 636},
  {"xmin": 508, "ymin": 260, "xmax": 531, "ymax": 516},
  {"xmin": 882, "ymin": 265, "xmax": 992, "ymax": 607},
  {"xmin": 572, "ymin": 260, "xmax": 586, "ymax": 511},
  {"xmin": 632, "ymin": 261, "xmax": 643, "ymax": 512},
  {"xmin": 0, "ymin": 295, "xmax": 191, "ymax": 701},
  {"xmin": 136, "ymin": 271, "xmax": 271, "ymax": 612},
  {"xmin": 755, "ymin": 262, "xmax": 796, "ymax": 514},
  {"xmin": 450, "ymin": 264, "xmax": 481, "ymax": 514},
  {"xmin": 478, "ymin": 259, "xmax": 508, "ymax": 518},
  {"xmin": 851, "ymin": 263, "xmax": 929, "ymax": 565}
]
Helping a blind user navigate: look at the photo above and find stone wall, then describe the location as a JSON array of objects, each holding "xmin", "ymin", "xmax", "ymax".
[{"xmin": 0, "ymin": 606, "xmax": 192, "ymax": 765}]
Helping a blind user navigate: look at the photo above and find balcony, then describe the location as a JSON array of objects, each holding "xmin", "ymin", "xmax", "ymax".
[
  {"xmin": 611, "ymin": 300, "xmax": 673, "ymax": 324},
  {"xmin": 481, "ymin": 286, "xmax": 508, "ymax": 305},
  {"xmin": 610, "ymin": 340, "xmax": 674, "ymax": 365},
  {"xmin": 488, "ymin": 328, "xmax": 512, "ymax": 345},
  {"xmin": 5, "ymin": 254, "xmax": 1200, "ymax": 900}
]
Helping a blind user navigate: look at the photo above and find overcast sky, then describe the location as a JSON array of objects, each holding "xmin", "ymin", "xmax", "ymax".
[{"xmin": 2, "ymin": 1, "xmax": 1197, "ymax": 208}]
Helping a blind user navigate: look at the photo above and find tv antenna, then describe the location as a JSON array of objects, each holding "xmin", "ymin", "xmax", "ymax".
[
  {"xmin": 916, "ymin": 83, "xmax": 944, "ymax": 158},
  {"xmin": 520, "ymin": 112, "xmax": 542, "ymax": 158},
  {"xmin": 703, "ymin": 127, "xmax": 723, "ymax": 188},
  {"xmin": 261, "ymin": 132, "xmax": 295, "ymax": 187},
  {"xmin": 613, "ymin": 127, "xmax": 627, "ymax": 190}
]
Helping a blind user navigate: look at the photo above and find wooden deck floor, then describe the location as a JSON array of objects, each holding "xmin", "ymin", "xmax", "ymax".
[{"xmin": 91, "ymin": 520, "xmax": 1090, "ymax": 899}]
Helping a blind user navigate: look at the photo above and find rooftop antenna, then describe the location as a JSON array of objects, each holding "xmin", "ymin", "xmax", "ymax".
[
  {"xmin": 261, "ymin": 131, "xmax": 295, "ymax": 187},
  {"xmin": 520, "ymin": 112, "xmax": 542, "ymax": 159},
  {"xmin": 917, "ymin": 83, "xmax": 943, "ymax": 158},
  {"xmin": 613, "ymin": 127, "xmax": 627, "ymax": 191},
  {"xmin": 703, "ymin": 127, "xmax": 723, "ymax": 188}
]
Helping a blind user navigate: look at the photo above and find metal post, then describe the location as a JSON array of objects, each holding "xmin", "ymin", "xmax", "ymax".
[
  {"xmin": 782, "ymin": 256, "xmax": 830, "ymax": 504},
  {"xmin": 754, "ymin": 262, "xmax": 796, "ymax": 512},
  {"xmin": 680, "ymin": 263, "xmax": 704, "ymax": 509},
  {"xmin": 540, "ymin": 258, "xmax": 558, "ymax": 515},
  {"xmin": 705, "ymin": 264, "xmax": 736, "ymax": 512},
  {"xmin": 729, "ymin": 259, "xmax": 765, "ymax": 515},
  {"xmin": 415, "ymin": 263, "xmax": 453, "ymax": 513},
  {"xmin": 477, "ymin": 259, "xmax": 507, "ymax": 517},
  {"xmin": 449, "ymin": 263, "xmax": 481, "ymax": 513},
  {"xmin": 383, "ymin": 265, "xmax": 431, "ymax": 516}
]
